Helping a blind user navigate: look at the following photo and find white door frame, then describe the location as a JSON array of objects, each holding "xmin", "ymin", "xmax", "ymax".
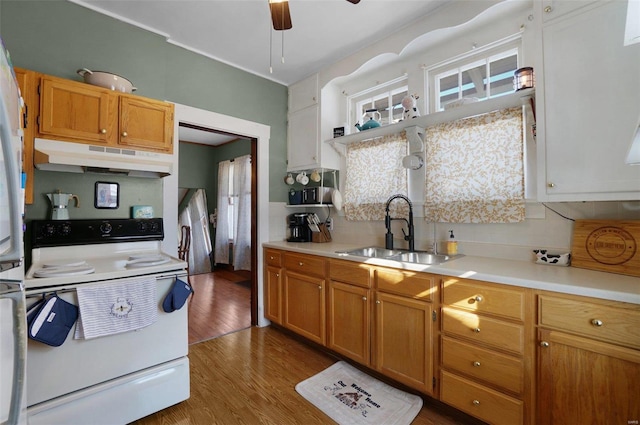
[{"xmin": 163, "ymin": 103, "xmax": 271, "ymax": 327}]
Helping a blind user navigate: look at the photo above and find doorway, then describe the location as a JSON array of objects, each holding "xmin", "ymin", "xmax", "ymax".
[
  {"xmin": 168, "ymin": 103, "xmax": 271, "ymax": 336},
  {"xmin": 178, "ymin": 128, "xmax": 254, "ymax": 343}
]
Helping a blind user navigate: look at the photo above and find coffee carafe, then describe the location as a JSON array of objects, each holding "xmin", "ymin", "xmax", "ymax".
[
  {"xmin": 46, "ymin": 190, "xmax": 80, "ymax": 220},
  {"xmin": 286, "ymin": 213, "xmax": 312, "ymax": 242}
]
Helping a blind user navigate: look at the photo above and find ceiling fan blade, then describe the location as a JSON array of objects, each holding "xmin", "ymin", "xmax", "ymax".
[
  {"xmin": 270, "ymin": 1, "xmax": 292, "ymax": 30},
  {"xmin": 346, "ymin": 0, "xmax": 361, "ymax": 3}
]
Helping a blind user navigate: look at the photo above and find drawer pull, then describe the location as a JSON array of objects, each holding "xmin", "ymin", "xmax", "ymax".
[
  {"xmin": 299, "ymin": 262, "xmax": 304, "ymax": 266},
  {"xmin": 473, "ymin": 295, "xmax": 483, "ymax": 303},
  {"xmin": 473, "ymin": 327, "xmax": 481, "ymax": 333},
  {"xmin": 540, "ymin": 341, "xmax": 550, "ymax": 347},
  {"xmin": 591, "ymin": 319, "xmax": 603, "ymax": 327},
  {"xmin": 472, "ymin": 400, "xmax": 480, "ymax": 406},
  {"xmin": 544, "ymin": 5, "xmax": 552, "ymax": 13},
  {"xmin": 270, "ymin": 256, "xmax": 274, "ymax": 260},
  {"xmin": 473, "ymin": 361, "xmax": 481, "ymax": 367}
]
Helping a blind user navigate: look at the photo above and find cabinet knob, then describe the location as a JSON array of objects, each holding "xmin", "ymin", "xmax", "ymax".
[
  {"xmin": 591, "ymin": 319, "xmax": 603, "ymax": 327},
  {"xmin": 473, "ymin": 295, "xmax": 483, "ymax": 303},
  {"xmin": 270, "ymin": 256, "xmax": 274, "ymax": 260},
  {"xmin": 547, "ymin": 182, "xmax": 555, "ymax": 188},
  {"xmin": 376, "ymin": 300, "xmax": 381, "ymax": 304},
  {"xmin": 473, "ymin": 328, "xmax": 481, "ymax": 333},
  {"xmin": 473, "ymin": 361, "xmax": 481, "ymax": 367},
  {"xmin": 544, "ymin": 5, "xmax": 552, "ymax": 13},
  {"xmin": 472, "ymin": 400, "xmax": 480, "ymax": 406},
  {"xmin": 275, "ymin": 273, "xmax": 279, "ymax": 277},
  {"xmin": 122, "ymin": 131, "xmax": 128, "ymax": 137},
  {"xmin": 540, "ymin": 341, "xmax": 550, "ymax": 347},
  {"xmin": 299, "ymin": 262, "xmax": 303, "ymax": 266},
  {"xmin": 362, "ymin": 296, "xmax": 367, "ymax": 301},
  {"xmin": 318, "ymin": 285, "xmax": 322, "ymax": 290},
  {"xmin": 100, "ymin": 128, "xmax": 107, "ymax": 134}
]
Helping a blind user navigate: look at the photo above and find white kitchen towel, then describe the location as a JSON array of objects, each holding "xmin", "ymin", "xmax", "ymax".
[{"xmin": 74, "ymin": 276, "xmax": 158, "ymax": 340}]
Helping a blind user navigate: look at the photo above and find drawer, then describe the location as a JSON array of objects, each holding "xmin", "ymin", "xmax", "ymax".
[
  {"xmin": 284, "ymin": 252, "xmax": 326, "ymax": 278},
  {"xmin": 442, "ymin": 307, "xmax": 524, "ymax": 354},
  {"xmin": 442, "ymin": 337, "xmax": 523, "ymax": 394},
  {"xmin": 375, "ymin": 267, "xmax": 435, "ymax": 301},
  {"xmin": 443, "ymin": 278, "xmax": 525, "ymax": 321},
  {"xmin": 329, "ymin": 259, "xmax": 371, "ymax": 288},
  {"xmin": 441, "ymin": 371, "xmax": 523, "ymax": 425},
  {"xmin": 264, "ymin": 249, "xmax": 282, "ymax": 267},
  {"xmin": 539, "ymin": 295, "xmax": 640, "ymax": 350}
]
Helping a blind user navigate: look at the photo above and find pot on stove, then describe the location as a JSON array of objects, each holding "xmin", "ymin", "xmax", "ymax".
[{"xmin": 46, "ymin": 190, "xmax": 79, "ymax": 220}]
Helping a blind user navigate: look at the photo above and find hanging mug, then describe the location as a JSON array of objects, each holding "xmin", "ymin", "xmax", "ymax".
[
  {"xmin": 310, "ymin": 169, "xmax": 321, "ymax": 182},
  {"xmin": 296, "ymin": 172, "xmax": 309, "ymax": 185},
  {"xmin": 284, "ymin": 173, "xmax": 295, "ymax": 185}
]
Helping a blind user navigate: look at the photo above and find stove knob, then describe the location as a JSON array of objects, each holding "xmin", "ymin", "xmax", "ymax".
[
  {"xmin": 137, "ymin": 221, "xmax": 148, "ymax": 232},
  {"xmin": 100, "ymin": 222, "xmax": 112, "ymax": 234},
  {"xmin": 42, "ymin": 223, "xmax": 56, "ymax": 237},
  {"xmin": 59, "ymin": 223, "xmax": 72, "ymax": 236},
  {"xmin": 149, "ymin": 221, "xmax": 160, "ymax": 232}
]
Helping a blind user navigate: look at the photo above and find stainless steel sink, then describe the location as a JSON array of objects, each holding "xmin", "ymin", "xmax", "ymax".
[
  {"xmin": 342, "ymin": 247, "xmax": 405, "ymax": 258},
  {"xmin": 337, "ymin": 246, "xmax": 462, "ymax": 265},
  {"xmin": 387, "ymin": 251, "xmax": 451, "ymax": 265}
]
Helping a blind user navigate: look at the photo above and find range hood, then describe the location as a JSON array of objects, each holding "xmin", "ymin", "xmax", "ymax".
[{"xmin": 34, "ymin": 138, "xmax": 173, "ymax": 178}]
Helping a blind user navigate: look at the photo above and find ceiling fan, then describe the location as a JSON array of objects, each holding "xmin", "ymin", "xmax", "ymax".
[{"xmin": 269, "ymin": 0, "xmax": 361, "ymax": 31}]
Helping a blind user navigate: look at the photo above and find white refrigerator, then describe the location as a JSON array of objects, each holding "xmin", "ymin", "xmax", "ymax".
[{"xmin": 0, "ymin": 36, "xmax": 27, "ymax": 425}]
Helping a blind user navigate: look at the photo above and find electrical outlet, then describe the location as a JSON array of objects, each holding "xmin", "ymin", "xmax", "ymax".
[{"xmin": 326, "ymin": 218, "xmax": 333, "ymax": 231}]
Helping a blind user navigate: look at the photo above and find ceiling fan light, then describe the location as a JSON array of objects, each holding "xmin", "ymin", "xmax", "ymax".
[{"xmin": 269, "ymin": 0, "xmax": 292, "ymax": 30}]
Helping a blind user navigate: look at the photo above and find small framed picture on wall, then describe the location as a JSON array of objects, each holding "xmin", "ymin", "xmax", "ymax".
[{"xmin": 95, "ymin": 181, "xmax": 120, "ymax": 209}]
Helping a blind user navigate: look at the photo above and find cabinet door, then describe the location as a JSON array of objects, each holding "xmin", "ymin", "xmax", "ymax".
[
  {"xmin": 14, "ymin": 68, "xmax": 35, "ymax": 204},
  {"xmin": 287, "ymin": 104, "xmax": 320, "ymax": 171},
  {"xmin": 264, "ymin": 266, "xmax": 282, "ymax": 324},
  {"xmin": 283, "ymin": 271, "xmax": 326, "ymax": 345},
  {"xmin": 540, "ymin": 1, "xmax": 640, "ymax": 200},
  {"xmin": 39, "ymin": 76, "xmax": 113, "ymax": 144},
  {"xmin": 538, "ymin": 329, "xmax": 640, "ymax": 424},
  {"xmin": 328, "ymin": 281, "xmax": 370, "ymax": 365},
  {"xmin": 289, "ymin": 74, "xmax": 318, "ymax": 112},
  {"xmin": 374, "ymin": 291, "xmax": 433, "ymax": 395},
  {"xmin": 118, "ymin": 96, "xmax": 174, "ymax": 153}
]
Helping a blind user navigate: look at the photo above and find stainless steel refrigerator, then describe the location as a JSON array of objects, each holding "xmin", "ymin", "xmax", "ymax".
[{"xmin": 0, "ymin": 36, "xmax": 27, "ymax": 425}]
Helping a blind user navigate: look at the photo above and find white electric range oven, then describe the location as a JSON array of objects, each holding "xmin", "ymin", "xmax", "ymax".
[{"xmin": 24, "ymin": 218, "xmax": 189, "ymax": 425}]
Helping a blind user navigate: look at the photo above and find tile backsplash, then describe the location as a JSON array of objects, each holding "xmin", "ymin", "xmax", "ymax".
[{"xmin": 270, "ymin": 201, "xmax": 640, "ymax": 262}]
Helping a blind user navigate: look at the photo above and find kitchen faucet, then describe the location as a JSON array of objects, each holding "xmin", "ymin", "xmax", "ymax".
[{"xmin": 384, "ymin": 194, "xmax": 415, "ymax": 251}]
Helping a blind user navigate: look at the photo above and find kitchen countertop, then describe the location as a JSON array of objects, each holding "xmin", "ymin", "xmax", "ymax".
[{"xmin": 264, "ymin": 241, "xmax": 640, "ymax": 305}]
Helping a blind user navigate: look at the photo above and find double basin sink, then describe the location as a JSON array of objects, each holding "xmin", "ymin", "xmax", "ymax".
[{"xmin": 337, "ymin": 246, "xmax": 462, "ymax": 265}]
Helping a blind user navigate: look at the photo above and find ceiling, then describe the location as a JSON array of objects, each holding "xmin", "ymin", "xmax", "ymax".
[{"xmin": 71, "ymin": 0, "xmax": 448, "ymax": 86}]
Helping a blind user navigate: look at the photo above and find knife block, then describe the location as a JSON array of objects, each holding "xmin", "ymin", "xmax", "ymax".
[{"xmin": 311, "ymin": 223, "xmax": 332, "ymax": 243}]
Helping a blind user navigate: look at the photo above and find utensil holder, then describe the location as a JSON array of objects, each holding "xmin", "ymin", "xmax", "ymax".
[{"xmin": 312, "ymin": 223, "xmax": 332, "ymax": 243}]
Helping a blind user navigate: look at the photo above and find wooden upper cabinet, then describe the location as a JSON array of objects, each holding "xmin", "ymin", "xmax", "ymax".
[
  {"xmin": 118, "ymin": 95, "xmax": 174, "ymax": 152},
  {"xmin": 14, "ymin": 67, "xmax": 36, "ymax": 204},
  {"xmin": 37, "ymin": 74, "xmax": 173, "ymax": 153},
  {"xmin": 38, "ymin": 76, "xmax": 114, "ymax": 145}
]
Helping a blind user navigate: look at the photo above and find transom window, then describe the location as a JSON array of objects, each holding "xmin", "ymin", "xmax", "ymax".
[
  {"xmin": 349, "ymin": 76, "xmax": 408, "ymax": 128},
  {"xmin": 429, "ymin": 40, "xmax": 520, "ymax": 112}
]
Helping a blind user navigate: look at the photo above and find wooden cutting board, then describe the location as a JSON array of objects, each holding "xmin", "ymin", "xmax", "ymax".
[{"xmin": 571, "ymin": 220, "xmax": 640, "ymax": 277}]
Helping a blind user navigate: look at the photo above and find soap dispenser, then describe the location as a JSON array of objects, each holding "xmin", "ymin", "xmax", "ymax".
[{"xmin": 447, "ymin": 230, "xmax": 458, "ymax": 255}]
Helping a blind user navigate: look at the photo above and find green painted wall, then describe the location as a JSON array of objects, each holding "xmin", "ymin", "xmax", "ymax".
[{"xmin": 0, "ymin": 0, "xmax": 289, "ymax": 225}]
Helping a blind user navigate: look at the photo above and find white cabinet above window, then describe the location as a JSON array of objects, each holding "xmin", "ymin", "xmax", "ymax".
[
  {"xmin": 535, "ymin": 0, "xmax": 640, "ymax": 201},
  {"xmin": 287, "ymin": 74, "xmax": 340, "ymax": 171}
]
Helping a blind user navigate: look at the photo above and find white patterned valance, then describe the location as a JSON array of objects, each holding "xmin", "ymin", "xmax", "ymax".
[
  {"xmin": 344, "ymin": 132, "xmax": 408, "ymax": 221},
  {"xmin": 424, "ymin": 107, "xmax": 525, "ymax": 223}
]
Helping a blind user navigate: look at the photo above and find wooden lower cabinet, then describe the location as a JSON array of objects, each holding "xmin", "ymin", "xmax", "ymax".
[
  {"xmin": 264, "ymin": 249, "xmax": 283, "ymax": 324},
  {"xmin": 374, "ymin": 291, "xmax": 434, "ymax": 395},
  {"xmin": 283, "ymin": 270, "xmax": 326, "ymax": 344},
  {"xmin": 537, "ymin": 293, "xmax": 640, "ymax": 424},
  {"xmin": 328, "ymin": 281, "xmax": 371, "ymax": 365},
  {"xmin": 538, "ymin": 329, "xmax": 640, "ymax": 425}
]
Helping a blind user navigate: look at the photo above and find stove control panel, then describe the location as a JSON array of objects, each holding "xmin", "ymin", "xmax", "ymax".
[{"xmin": 32, "ymin": 218, "xmax": 164, "ymax": 247}]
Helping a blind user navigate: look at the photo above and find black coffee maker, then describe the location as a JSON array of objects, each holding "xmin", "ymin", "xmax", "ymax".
[{"xmin": 287, "ymin": 213, "xmax": 312, "ymax": 242}]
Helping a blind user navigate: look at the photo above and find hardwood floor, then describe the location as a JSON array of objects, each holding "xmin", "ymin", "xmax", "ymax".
[
  {"xmin": 133, "ymin": 326, "xmax": 485, "ymax": 425},
  {"xmin": 187, "ymin": 269, "xmax": 252, "ymax": 344}
]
